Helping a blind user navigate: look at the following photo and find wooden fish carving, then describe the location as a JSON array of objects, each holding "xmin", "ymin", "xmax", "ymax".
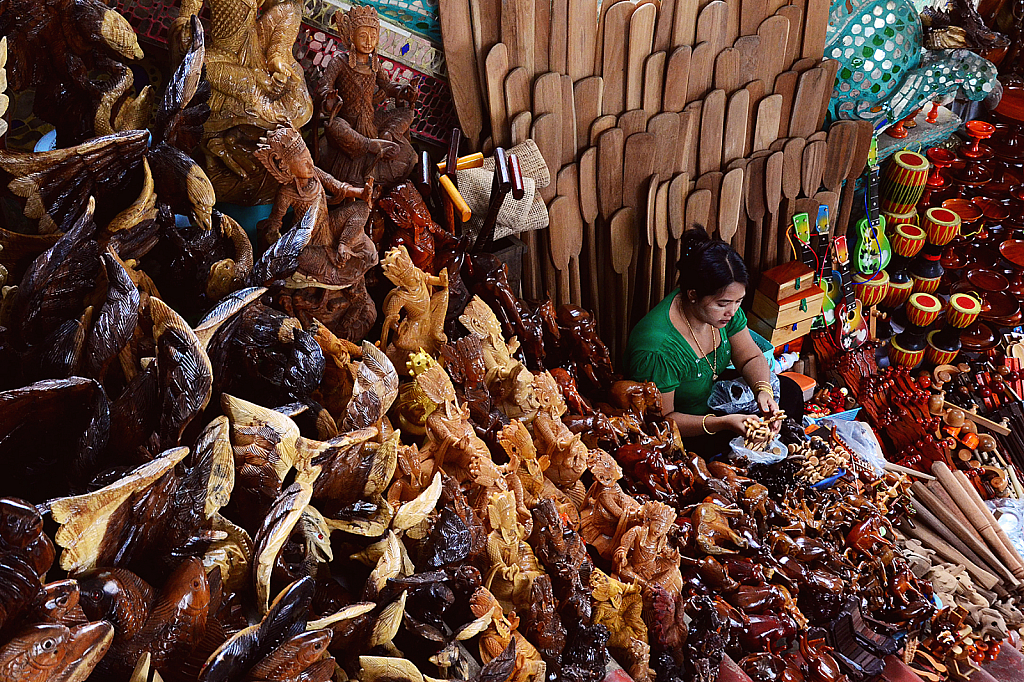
[{"xmin": 0, "ymin": 620, "xmax": 114, "ymax": 682}]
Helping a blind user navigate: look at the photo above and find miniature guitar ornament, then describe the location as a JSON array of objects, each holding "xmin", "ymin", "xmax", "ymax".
[
  {"xmin": 852, "ymin": 136, "xmax": 892, "ymax": 275},
  {"xmin": 814, "ymin": 206, "xmax": 838, "ymax": 328},
  {"xmin": 831, "ymin": 235, "xmax": 869, "ymax": 350}
]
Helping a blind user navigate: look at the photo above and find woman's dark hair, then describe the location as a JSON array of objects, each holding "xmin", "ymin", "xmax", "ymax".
[{"xmin": 676, "ymin": 226, "xmax": 748, "ymax": 298}]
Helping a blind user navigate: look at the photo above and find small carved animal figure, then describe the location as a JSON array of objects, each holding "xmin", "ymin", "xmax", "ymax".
[{"xmin": 692, "ymin": 503, "xmax": 748, "ymax": 555}]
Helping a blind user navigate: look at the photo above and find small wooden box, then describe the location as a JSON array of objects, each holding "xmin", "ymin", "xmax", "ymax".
[
  {"xmin": 748, "ymin": 313, "xmax": 815, "ymax": 347},
  {"xmin": 751, "ymin": 286, "xmax": 825, "ymax": 328},
  {"xmin": 757, "ymin": 262, "xmax": 817, "ymax": 302}
]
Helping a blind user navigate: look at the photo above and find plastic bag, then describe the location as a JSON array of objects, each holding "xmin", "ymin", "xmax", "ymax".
[
  {"xmin": 988, "ymin": 498, "xmax": 1024, "ymax": 560},
  {"xmin": 729, "ymin": 435, "xmax": 788, "ymax": 464},
  {"xmin": 708, "ymin": 374, "xmax": 781, "ymax": 415},
  {"xmin": 815, "ymin": 417, "xmax": 886, "ymax": 476}
]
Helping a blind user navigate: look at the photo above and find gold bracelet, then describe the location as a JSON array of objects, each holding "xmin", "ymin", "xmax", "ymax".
[
  {"xmin": 753, "ymin": 381, "xmax": 773, "ymax": 396},
  {"xmin": 702, "ymin": 414, "xmax": 715, "ymax": 435}
]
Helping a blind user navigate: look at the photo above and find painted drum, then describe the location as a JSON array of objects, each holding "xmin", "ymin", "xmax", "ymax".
[
  {"xmin": 926, "ymin": 330, "xmax": 960, "ymax": 365},
  {"xmin": 881, "ymin": 150, "xmax": 930, "ymax": 215},
  {"xmin": 922, "ymin": 207, "xmax": 961, "ymax": 247},
  {"xmin": 883, "ymin": 277, "xmax": 914, "ymax": 308},
  {"xmin": 906, "ymin": 292, "xmax": 943, "ymax": 327},
  {"xmin": 853, "ymin": 270, "xmax": 889, "ymax": 307},
  {"xmin": 890, "ymin": 337, "xmax": 926, "ymax": 368},
  {"xmin": 891, "ymin": 223, "xmax": 927, "ymax": 258},
  {"xmin": 946, "ymin": 292, "xmax": 982, "ymax": 329}
]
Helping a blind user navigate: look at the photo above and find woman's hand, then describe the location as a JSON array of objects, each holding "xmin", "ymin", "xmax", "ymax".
[
  {"xmin": 711, "ymin": 413, "xmax": 750, "ymax": 435},
  {"xmin": 756, "ymin": 391, "xmax": 781, "ymax": 432}
]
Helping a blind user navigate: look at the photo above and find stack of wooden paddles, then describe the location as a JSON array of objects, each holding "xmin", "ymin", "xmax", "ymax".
[{"xmin": 439, "ymin": 0, "xmax": 875, "ymax": 355}]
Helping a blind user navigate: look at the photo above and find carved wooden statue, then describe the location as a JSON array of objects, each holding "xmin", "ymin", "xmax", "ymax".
[
  {"xmin": 591, "ymin": 569, "xmax": 653, "ymax": 682},
  {"xmin": 469, "ymin": 587, "xmax": 547, "ymax": 682},
  {"xmin": 612, "ymin": 501, "xmax": 682, "ymax": 598},
  {"xmin": 532, "ymin": 371, "xmax": 588, "ymax": 505},
  {"xmin": 314, "ymin": 4, "xmax": 418, "ymax": 186},
  {"xmin": 497, "ymin": 420, "xmax": 575, "ymax": 524},
  {"xmin": 483, "ymin": 491, "xmax": 544, "ymax": 613},
  {"xmin": 579, "ymin": 449, "xmax": 641, "ymax": 559},
  {"xmin": 252, "ymin": 127, "xmax": 379, "ymax": 341},
  {"xmin": 172, "ymin": 0, "xmax": 314, "ymax": 203},
  {"xmin": 380, "ymin": 245, "xmax": 448, "ymax": 370}
]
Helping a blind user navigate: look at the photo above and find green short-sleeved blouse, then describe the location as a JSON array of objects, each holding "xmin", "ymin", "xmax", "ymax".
[{"xmin": 626, "ymin": 288, "xmax": 748, "ymax": 415}]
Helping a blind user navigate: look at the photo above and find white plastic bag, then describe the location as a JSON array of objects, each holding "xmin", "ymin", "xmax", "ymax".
[
  {"xmin": 729, "ymin": 435, "xmax": 788, "ymax": 464},
  {"xmin": 708, "ymin": 374, "xmax": 781, "ymax": 415}
]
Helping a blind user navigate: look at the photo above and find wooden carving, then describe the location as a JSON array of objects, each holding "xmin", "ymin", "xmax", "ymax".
[
  {"xmin": 579, "ymin": 449, "xmax": 641, "ymax": 559},
  {"xmin": 253, "ymin": 127, "xmax": 379, "ymax": 341},
  {"xmin": 483, "ymin": 491, "xmax": 544, "ymax": 613},
  {"xmin": 314, "ymin": 4, "xmax": 417, "ymax": 186},
  {"xmin": 532, "ymin": 371, "xmax": 588, "ymax": 504},
  {"xmin": 380, "ymin": 245, "xmax": 449, "ymax": 370},
  {"xmin": 612, "ymin": 501, "xmax": 682, "ymax": 598},
  {"xmin": 591, "ymin": 568, "xmax": 652, "ymax": 682},
  {"xmin": 469, "ymin": 587, "xmax": 547, "ymax": 682}
]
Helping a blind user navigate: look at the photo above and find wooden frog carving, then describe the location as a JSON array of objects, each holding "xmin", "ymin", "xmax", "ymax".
[
  {"xmin": 579, "ymin": 449, "xmax": 641, "ymax": 559},
  {"xmin": 253, "ymin": 127, "xmax": 379, "ymax": 342},
  {"xmin": 483, "ymin": 491, "xmax": 544, "ymax": 614},
  {"xmin": 171, "ymin": 0, "xmax": 314, "ymax": 204},
  {"xmin": 469, "ymin": 587, "xmax": 546, "ymax": 682},
  {"xmin": 612, "ymin": 501, "xmax": 682, "ymax": 599},
  {"xmin": 380, "ymin": 245, "xmax": 448, "ymax": 370},
  {"xmin": 314, "ymin": 4, "xmax": 418, "ymax": 187},
  {"xmin": 590, "ymin": 569, "xmax": 652, "ymax": 682}
]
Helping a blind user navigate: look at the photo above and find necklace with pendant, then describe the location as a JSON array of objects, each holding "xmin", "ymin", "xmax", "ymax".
[{"xmin": 680, "ymin": 302, "xmax": 719, "ymax": 380}]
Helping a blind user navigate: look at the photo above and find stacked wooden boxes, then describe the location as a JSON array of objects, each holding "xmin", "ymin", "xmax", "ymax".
[{"xmin": 748, "ymin": 261, "xmax": 824, "ymax": 347}]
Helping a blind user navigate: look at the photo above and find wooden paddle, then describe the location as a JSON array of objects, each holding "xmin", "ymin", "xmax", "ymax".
[
  {"xmin": 619, "ymin": 109, "xmax": 651, "ymax": 138},
  {"xmin": 609, "ymin": 206, "xmax": 637, "ymax": 355},
  {"xmin": 722, "ymin": 88, "xmax": 749, "ymax": 167},
  {"xmin": 602, "ymin": 1, "xmax": 634, "ymax": 116},
  {"xmin": 719, "ymin": 166, "xmax": 745, "ymax": 247},
  {"xmin": 686, "ymin": 188, "xmax": 713, "ymax": 232},
  {"xmin": 773, "ymin": 70, "xmax": 798, "ymax": 139},
  {"xmin": 673, "ymin": 0, "xmax": 699, "ymax": 47},
  {"xmin": 504, "ymin": 66, "xmax": 531, "ymax": 120},
  {"xmin": 532, "ymin": 112, "xmax": 562, "ymax": 202},
  {"xmin": 789, "ymin": 67, "xmax": 827, "ymax": 138},
  {"xmin": 555, "ymin": 164, "xmax": 584, "ymax": 304},
  {"xmin": 535, "ymin": 0, "xmax": 551, "ymax": 74},
  {"xmin": 816, "ymin": 59, "xmax": 840, "ymax": 131},
  {"xmin": 549, "ymin": 0, "xmax": 568, "ymax": 74},
  {"xmin": 780, "ymin": 136, "xmax": 806, "ymax": 251},
  {"xmin": 469, "ymin": 0, "xmax": 501, "ymax": 104},
  {"xmin": 734, "ymin": 35, "xmax": 762, "ymax": 81},
  {"xmin": 663, "ymin": 46, "xmax": 692, "ymax": 112},
  {"xmin": 574, "ymin": 76, "xmax": 605, "ymax": 152},
  {"xmin": 743, "ymin": 79, "xmax": 766, "ymax": 157},
  {"xmin": 741, "ymin": 0, "xmax": 768, "ymax": 37},
  {"xmin": 655, "ymin": 0, "xmax": 676, "ymax": 52},
  {"xmin": 699, "ymin": 89, "xmax": 726, "ymax": 175},
  {"xmin": 648, "ymin": 112, "xmax": 682, "ymax": 180},
  {"xmin": 510, "ymin": 111, "xmax": 533, "ymax": 145},
  {"xmin": 776, "ymin": 4, "xmax": 803, "ymax": 66},
  {"xmin": 579, "ymin": 146, "xmax": 601, "ymax": 312},
  {"xmin": 440, "ymin": 0, "xmax": 487, "ymax": 149},
  {"xmin": 836, "ymin": 120, "xmax": 875, "ymax": 236},
  {"xmin": 485, "ymin": 44, "xmax": 511, "ymax": 147},
  {"xmin": 822, "ymin": 120, "xmax": 856, "ymax": 198},
  {"xmin": 561, "ymin": 75, "xmax": 577, "ymax": 165},
  {"xmin": 695, "ymin": 0, "xmax": 729, "ymax": 55},
  {"xmin": 627, "ymin": 3, "xmax": 657, "ymax": 111},
  {"xmin": 802, "ymin": 0, "xmax": 829, "ymax": 60},
  {"xmin": 623, "ymin": 132, "xmax": 657, "ymax": 211},
  {"xmin": 547, "ymin": 194, "xmax": 572, "ymax": 305},
  {"xmin": 653, "ymin": 179, "xmax": 672, "ymax": 304},
  {"xmin": 694, "ymin": 171, "xmax": 723, "ymax": 235},
  {"xmin": 687, "ymin": 42, "xmax": 715, "ymax": 104},
  {"xmin": 714, "ymin": 47, "xmax": 742, "ymax": 94},
  {"xmin": 745, "ymin": 154, "xmax": 767, "ymax": 271},
  {"xmin": 597, "ymin": 127, "xmax": 625, "ymax": 220},
  {"xmin": 726, "ymin": 157, "xmax": 749, "ymax": 258},
  {"xmin": 681, "ymin": 101, "xmax": 701, "ymax": 176},
  {"xmin": 762, "ymin": 150, "xmax": 784, "ymax": 270},
  {"xmin": 801, "ymin": 139, "xmax": 827, "ymax": 198},
  {"xmin": 757, "ymin": 15, "xmax": 790, "ymax": 88},
  {"xmin": 568, "ymin": 0, "xmax": 598, "ymax": 79},
  {"xmin": 637, "ymin": 173, "xmax": 661, "ymax": 317},
  {"xmin": 502, "ymin": 0, "xmax": 535, "ymax": 78},
  {"xmin": 534, "ymin": 71, "xmax": 562, "ymax": 114},
  {"xmin": 752, "ymin": 93, "xmax": 783, "ymax": 152},
  {"xmin": 590, "ymin": 114, "xmax": 617, "ymax": 146},
  {"xmin": 643, "ymin": 51, "xmax": 667, "ymax": 118}
]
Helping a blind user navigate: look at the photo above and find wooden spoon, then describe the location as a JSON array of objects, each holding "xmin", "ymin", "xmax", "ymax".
[
  {"xmin": 574, "ymin": 76, "xmax": 605, "ymax": 152},
  {"xmin": 743, "ymin": 79, "xmax": 766, "ymax": 157},
  {"xmin": 484, "ymin": 43, "xmax": 511, "ymax": 148},
  {"xmin": 695, "ymin": 1, "xmax": 729, "ymax": 55},
  {"xmin": 816, "ymin": 58, "xmax": 840, "ymax": 131},
  {"xmin": 469, "ymin": 0, "xmax": 500, "ymax": 102},
  {"xmin": 686, "ymin": 188, "xmax": 713, "ymax": 233},
  {"xmin": 602, "ymin": 1, "xmax": 634, "ymax": 115},
  {"xmin": 757, "ymin": 15, "xmax": 790, "ymax": 88},
  {"xmin": 801, "ymin": 139, "xmax": 827, "ymax": 198},
  {"xmin": 741, "ymin": 0, "xmax": 769, "ymax": 37},
  {"xmin": 802, "ymin": 0, "xmax": 829, "ymax": 60},
  {"xmin": 687, "ymin": 42, "xmax": 715, "ymax": 103},
  {"xmin": 745, "ymin": 154, "xmax": 767, "ymax": 271},
  {"xmin": 623, "ymin": 132, "xmax": 657, "ymax": 211},
  {"xmin": 590, "ymin": 114, "xmax": 617, "ymax": 146},
  {"xmin": 673, "ymin": 0, "xmax": 699, "ymax": 48},
  {"xmin": 654, "ymin": 179, "xmax": 672, "ymax": 304},
  {"xmin": 579, "ymin": 146, "xmax": 600, "ymax": 312},
  {"xmin": 555, "ymin": 164, "xmax": 584, "ymax": 305},
  {"xmin": 549, "ymin": 0, "xmax": 568, "ymax": 74},
  {"xmin": 535, "ymin": 0, "xmax": 551, "ymax": 74},
  {"xmin": 663, "ymin": 46, "xmax": 692, "ymax": 112},
  {"xmin": 752, "ymin": 93, "xmax": 782, "ymax": 152},
  {"xmin": 619, "ymin": 109, "xmax": 652, "ymax": 138},
  {"xmin": 547, "ymin": 195, "xmax": 573, "ymax": 305},
  {"xmin": 714, "ymin": 47, "xmax": 742, "ymax": 94},
  {"xmin": 637, "ymin": 172, "xmax": 661, "ymax": 317},
  {"xmin": 789, "ymin": 66, "xmax": 827, "ymax": 138},
  {"xmin": 502, "ymin": 0, "xmax": 535, "ymax": 78},
  {"xmin": 561, "ymin": 75, "xmax": 577, "ymax": 165},
  {"xmin": 643, "ymin": 51, "xmax": 667, "ymax": 118},
  {"xmin": 681, "ymin": 101, "xmax": 701, "ymax": 176},
  {"xmin": 726, "ymin": 157, "xmax": 749, "ymax": 258},
  {"xmin": 762, "ymin": 150, "xmax": 784, "ymax": 270},
  {"xmin": 504, "ymin": 66, "xmax": 531, "ymax": 120},
  {"xmin": 719, "ymin": 166, "xmax": 745, "ymax": 247},
  {"xmin": 627, "ymin": 3, "xmax": 657, "ymax": 111},
  {"xmin": 694, "ymin": 171, "xmax": 723, "ymax": 235},
  {"xmin": 836, "ymin": 120, "xmax": 875, "ymax": 236},
  {"xmin": 609, "ymin": 206, "xmax": 636, "ymax": 355},
  {"xmin": 699, "ymin": 89, "xmax": 726, "ymax": 175},
  {"xmin": 568, "ymin": 0, "xmax": 598, "ymax": 80},
  {"xmin": 534, "ymin": 71, "xmax": 562, "ymax": 114},
  {"xmin": 655, "ymin": 0, "xmax": 676, "ymax": 52},
  {"xmin": 510, "ymin": 111, "xmax": 533, "ymax": 146},
  {"xmin": 822, "ymin": 120, "xmax": 857, "ymax": 197},
  {"xmin": 597, "ymin": 127, "xmax": 625, "ymax": 220},
  {"xmin": 776, "ymin": 4, "xmax": 803, "ymax": 65},
  {"xmin": 532, "ymin": 112, "xmax": 562, "ymax": 202},
  {"xmin": 773, "ymin": 70, "xmax": 799, "ymax": 139},
  {"xmin": 722, "ymin": 88, "xmax": 749, "ymax": 167},
  {"xmin": 781, "ymin": 136, "xmax": 806, "ymax": 250},
  {"xmin": 439, "ymin": 0, "xmax": 486, "ymax": 149},
  {"xmin": 648, "ymin": 112, "xmax": 682, "ymax": 180}
]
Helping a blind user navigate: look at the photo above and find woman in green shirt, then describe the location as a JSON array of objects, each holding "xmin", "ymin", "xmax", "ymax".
[{"xmin": 627, "ymin": 228, "xmax": 796, "ymax": 452}]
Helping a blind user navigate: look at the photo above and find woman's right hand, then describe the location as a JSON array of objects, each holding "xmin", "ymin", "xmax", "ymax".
[{"xmin": 711, "ymin": 413, "xmax": 750, "ymax": 435}]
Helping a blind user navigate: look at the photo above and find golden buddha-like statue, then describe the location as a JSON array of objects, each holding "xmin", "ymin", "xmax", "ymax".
[
  {"xmin": 314, "ymin": 4, "xmax": 418, "ymax": 186},
  {"xmin": 172, "ymin": 0, "xmax": 314, "ymax": 203}
]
